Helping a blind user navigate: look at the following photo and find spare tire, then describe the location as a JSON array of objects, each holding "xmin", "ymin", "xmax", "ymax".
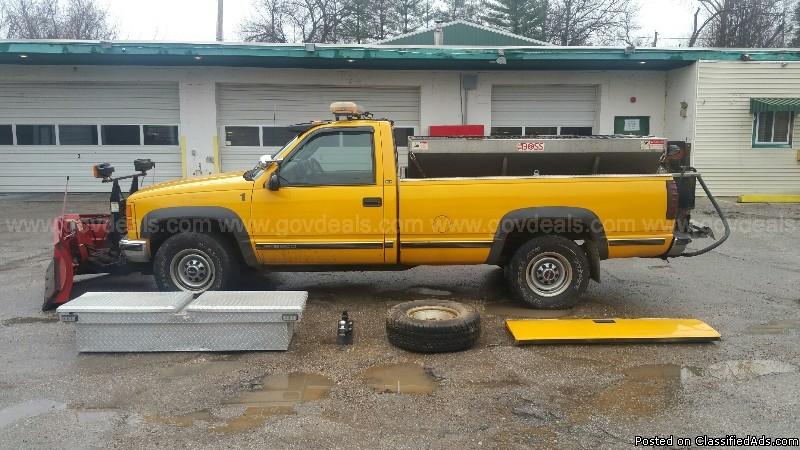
[{"xmin": 386, "ymin": 300, "xmax": 480, "ymax": 353}]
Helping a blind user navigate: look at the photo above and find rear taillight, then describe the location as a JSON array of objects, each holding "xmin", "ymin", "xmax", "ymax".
[{"xmin": 666, "ymin": 180, "xmax": 678, "ymax": 219}]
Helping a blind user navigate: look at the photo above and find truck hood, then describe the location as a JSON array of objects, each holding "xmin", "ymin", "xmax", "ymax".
[{"xmin": 130, "ymin": 172, "xmax": 254, "ymax": 199}]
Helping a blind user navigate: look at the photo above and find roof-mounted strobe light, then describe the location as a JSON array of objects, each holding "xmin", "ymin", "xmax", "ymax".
[{"xmin": 330, "ymin": 102, "xmax": 371, "ymax": 120}]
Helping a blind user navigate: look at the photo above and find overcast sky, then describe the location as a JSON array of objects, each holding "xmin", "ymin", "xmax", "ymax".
[{"xmin": 106, "ymin": 0, "xmax": 698, "ymax": 47}]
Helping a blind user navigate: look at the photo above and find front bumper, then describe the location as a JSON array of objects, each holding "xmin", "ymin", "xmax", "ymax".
[{"xmin": 120, "ymin": 239, "xmax": 150, "ymax": 263}]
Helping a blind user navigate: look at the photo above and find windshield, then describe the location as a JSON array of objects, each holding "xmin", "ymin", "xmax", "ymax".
[{"xmin": 243, "ymin": 135, "xmax": 300, "ymax": 180}]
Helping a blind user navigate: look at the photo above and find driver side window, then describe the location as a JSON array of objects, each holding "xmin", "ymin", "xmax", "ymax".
[{"xmin": 279, "ymin": 130, "xmax": 375, "ymax": 186}]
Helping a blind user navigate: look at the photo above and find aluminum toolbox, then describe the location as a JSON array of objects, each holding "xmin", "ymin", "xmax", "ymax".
[{"xmin": 56, "ymin": 291, "xmax": 307, "ymax": 352}]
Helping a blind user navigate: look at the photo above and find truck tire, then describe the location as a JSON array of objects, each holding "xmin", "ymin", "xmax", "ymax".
[
  {"xmin": 386, "ymin": 300, "xmax": 480, "ymax": 353},
  {"xmin": 507, "ymin": 236, "xmax": 589, "ymax": 309},
  {"xmin": 153, "ymin": 232, "xmax": 240, "ymax": 292}
]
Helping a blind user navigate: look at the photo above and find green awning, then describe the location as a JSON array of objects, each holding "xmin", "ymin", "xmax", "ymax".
[{"xmin": 751, "ymin": 98, "xmax": 800, "ymax": 113}]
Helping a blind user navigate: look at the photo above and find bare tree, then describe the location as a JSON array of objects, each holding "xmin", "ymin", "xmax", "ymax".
[
  {"xmin": 546, "ymin": 0, "xmax": 638, "ymax": 46},
  {"xmin": 440, "ymin": 0, "xmax": 481, "ymax": 21},
  {"xmin": 240, "ymin": 0, "xmax": 289, "ymax": 42},
  {"xmin": 792, "ymin": 0, "xmax": 800, "ymax": 46},
  {"xmin": 689, "ymin": 0, "xmax": 792, "ymax": 48},
  {"xmin": 0, "ymin": 0, "xmax": 116, "ymax": 39}
]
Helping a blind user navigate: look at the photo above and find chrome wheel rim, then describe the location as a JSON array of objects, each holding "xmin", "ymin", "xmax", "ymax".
[
  {"xmin": 170, "ymin": 249, "xmax": 215, "ymax": 291},
  {"xmin": 525, "ymin": 252, "xmax": 572, "ymax": 297},
  {"xmin": 407, "ymin": 306, "xmax": 459, "ymax": 321}
]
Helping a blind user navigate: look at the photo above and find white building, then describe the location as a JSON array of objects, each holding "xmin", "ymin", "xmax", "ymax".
[{"xmin": 0, "ymin": 25, "xmax": 798, "ymax": 195}]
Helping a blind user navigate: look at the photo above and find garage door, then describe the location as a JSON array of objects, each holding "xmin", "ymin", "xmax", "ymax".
[
  {"xmin": 491, "ymin": 85, "xmax": 598, "ymax": 136},
  {"xmin": 0, "ymin": 82, "xmax": 182, "ymax": 192},
  {"xmin": 217, "ymin": 84, "xmax": 420, "ymax": 172}
]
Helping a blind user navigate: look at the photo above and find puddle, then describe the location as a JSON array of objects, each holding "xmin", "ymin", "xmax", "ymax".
[
  {"xmin": 484, "ymin": 302, "xmax": 571, "ymax": 319},
  {"xmin": 0, "ymin": 399, "xmax": 66, "ymax": 429},
  {"xmin": 571, "ymin": 364, "xmax": 696, "ymax": 420},
  {"xmin": 212, "ymin": 372, "xmax": 334, "ymax": 433},
  {"xmin": 145, "ymin": 410, "xmax": 216, "ymax": 428},
  {"xmin": 703, "ymin": 360, "xmax": 797, "ymax": 381},
  {"xmin": 362, "ymin": 363, "xmax": 438, "ymax": 394},
  {"xmin": 746, "ymin": 320, "xmax": 799, "ymax": 335},
  {"xmin": 571, "ymin": 360, "xmax": 796, "ymax": 421},
  {"xmin": 1, "ymin": 316, "xmax": 58, "ymax": 326}
]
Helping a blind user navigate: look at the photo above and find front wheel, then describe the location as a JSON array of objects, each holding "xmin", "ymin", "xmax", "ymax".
[
  {"xmin": 153, "ymin": 232, "xmax": 239, "ymax": 292},
  {"xmin": 507, "ymin": 236, "xmax": 590, "ymax": 309}
]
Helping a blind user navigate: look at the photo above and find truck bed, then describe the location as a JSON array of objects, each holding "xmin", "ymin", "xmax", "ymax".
[{"xmin": 397, "ymin": 174, "xmax": 675, "ymax": 265}]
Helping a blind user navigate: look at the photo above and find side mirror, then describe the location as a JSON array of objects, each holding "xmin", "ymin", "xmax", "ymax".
[{"xmin": 267, "ymin": 173, "xmax": 280, "ymax": 191}]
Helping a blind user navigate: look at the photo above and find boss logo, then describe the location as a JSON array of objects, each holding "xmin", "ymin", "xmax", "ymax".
[{"xmin": 517, "ymin": 142, "xmax": 545, "ymax": 152}]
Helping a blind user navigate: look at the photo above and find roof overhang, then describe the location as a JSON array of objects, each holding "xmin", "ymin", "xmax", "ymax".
[
  {"xmin": 750, "ymin": 98, "xmax": 800, "ymax": 113},
  {"xmin": 1, "ymin": 40, "xmax": 799, "ymax": 71}
]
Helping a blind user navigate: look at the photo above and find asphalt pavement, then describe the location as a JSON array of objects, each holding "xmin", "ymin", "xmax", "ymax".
[{"xmin": 0, "ymin": 194, "xmax": 797, "ymax": 449}]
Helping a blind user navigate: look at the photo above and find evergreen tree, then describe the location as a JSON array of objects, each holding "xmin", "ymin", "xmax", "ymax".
[
  {"xmin": 483, "ymin": 0, "xmax": 548, "ymax": 40},
  {"xmin": 392, "ymin": 0, "xmax": 425, "ymax": 34}
]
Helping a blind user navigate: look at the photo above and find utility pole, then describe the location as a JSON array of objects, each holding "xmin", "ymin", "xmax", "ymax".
[
  {"xmin": 216, "ymin": 0, "xmax": 224, "ymax": 41},
  {"xmin": 652, "ymin": 31, "xmax": 658, "ymax": 47}
]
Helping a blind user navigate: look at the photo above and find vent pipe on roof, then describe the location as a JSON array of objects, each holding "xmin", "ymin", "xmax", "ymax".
[{"xmin": 433, "ymin": 20, "xmax": 444, "ymax": 46}]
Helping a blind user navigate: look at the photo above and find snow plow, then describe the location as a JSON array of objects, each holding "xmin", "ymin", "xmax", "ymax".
[{"xmin": 42, "ymin": 160, "xmax": 155, "ymax": 310}]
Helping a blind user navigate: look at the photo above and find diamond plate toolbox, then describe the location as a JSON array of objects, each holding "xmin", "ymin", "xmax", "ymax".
[{"xmin": 56, "ymin": 291, "xmax": 308, "ymax": 352}]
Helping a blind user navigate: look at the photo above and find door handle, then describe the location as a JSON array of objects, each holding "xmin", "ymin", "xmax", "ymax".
[{"xmin": 362, "ymin": 197, "xmax": 382, "ymax": 207}]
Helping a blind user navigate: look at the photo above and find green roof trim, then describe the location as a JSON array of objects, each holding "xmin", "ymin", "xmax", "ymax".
[
  {"xmin": 750, "ymin": 98, "xmax": 800, "ymax": 113},
  {"xmin": 1, "ymin": 40, "xmax": 799, "ymax": 71}
]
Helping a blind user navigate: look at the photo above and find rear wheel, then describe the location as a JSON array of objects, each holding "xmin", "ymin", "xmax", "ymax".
[
  {"xmin": 153, "ymin": 232, "xmax": 239, "ymax": 292},
  {"xmin": 507, "ymin": 236, "xmax": 589, "ymax": 309}
]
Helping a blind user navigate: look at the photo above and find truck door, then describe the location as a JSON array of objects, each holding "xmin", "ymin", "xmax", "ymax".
[{"xmin": 250, "ymin": 126, "xmax": 387, "ymax": 265}]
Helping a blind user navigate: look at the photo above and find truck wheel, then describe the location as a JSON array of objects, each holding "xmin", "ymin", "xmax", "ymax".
[
  {"xmin": 153, "ymin": 233, "xmax": 239, "ymax": 292},
  {"xmin": 507, "ymin": 236, "xmax": 589, "ymax": 309},
  {"xmin": 386, "ymin": 300, "xmax": 480, "ymax": 353}
]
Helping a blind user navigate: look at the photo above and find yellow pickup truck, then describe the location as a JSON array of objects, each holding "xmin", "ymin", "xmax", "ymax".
[{"xmin": 45, "ymin": 103, "xmax": 727, "ymax": 310}]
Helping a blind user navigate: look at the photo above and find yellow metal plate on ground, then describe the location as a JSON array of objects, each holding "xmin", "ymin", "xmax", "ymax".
[{"xmin": 505, "ymin": 318, "xmax": 721, "ymax": 345}]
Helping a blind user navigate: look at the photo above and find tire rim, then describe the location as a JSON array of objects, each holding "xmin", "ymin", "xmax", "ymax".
[
  {"xmin": 406, "ymin": 306, "xmax": 460, "ymax": 321},
  {"xmin": 525, "ymin": 252, "xmax": 572, "ymax": 297},
  {"xmin": 170, "ymin": 249, "xmax": 215, "ymax": 291}
]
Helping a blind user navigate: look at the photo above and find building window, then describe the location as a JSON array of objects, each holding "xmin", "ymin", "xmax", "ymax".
[
  {"xmin": 144, "ymin": 125, "xmax": 179, "ymax": 145},
  {"xmin": 0, "ymin": 125, "xmax": 12, "ymax": 145},
  {"xmin": 492, "ymin": 126, "xmax": 593, "ymax": 137},
  {"xmin": 754, "ymin": 112, "xmax": 793, "ymax": 147},
  {"xmin": 225, "ymin": 126, "xmax": 260, "ymax": 146},
  {"xmin": 102, "ymin": 125, "xmax": 141, "ymax": 145},
  {"xmin": 59, "ymin": 125, "xmax": 98, "ymax": 145},
  {"xmin": 491, "ymin": 127, "xmax": 523, "ymax": 136},
  {"xmin": 392, "ymin": 127, "xmax": 416, "ymax": 147},
  {"xmin": 525, "ymin": 127, "xmax": 558, "ymax": 136},
  {"xmin": 16, "ymin": 125, "xmax": 56, "ymax": 145},
  {"xmin": 262, "ymin": 126, "xmax": 296, "ymax": 147},
  {"xmin": 561, "ymin": 127, "xmax": 593, "ymax": 136}
]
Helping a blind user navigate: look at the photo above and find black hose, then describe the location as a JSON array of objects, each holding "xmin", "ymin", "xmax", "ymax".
[{"xmin": 680, "ymin": 172, "xmax": 731, "ymax": 257}]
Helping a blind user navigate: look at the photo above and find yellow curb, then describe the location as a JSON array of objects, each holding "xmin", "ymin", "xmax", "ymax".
[{"xmin": 738, "ymin": 195, "xmax": 800, "ymax": 203}]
